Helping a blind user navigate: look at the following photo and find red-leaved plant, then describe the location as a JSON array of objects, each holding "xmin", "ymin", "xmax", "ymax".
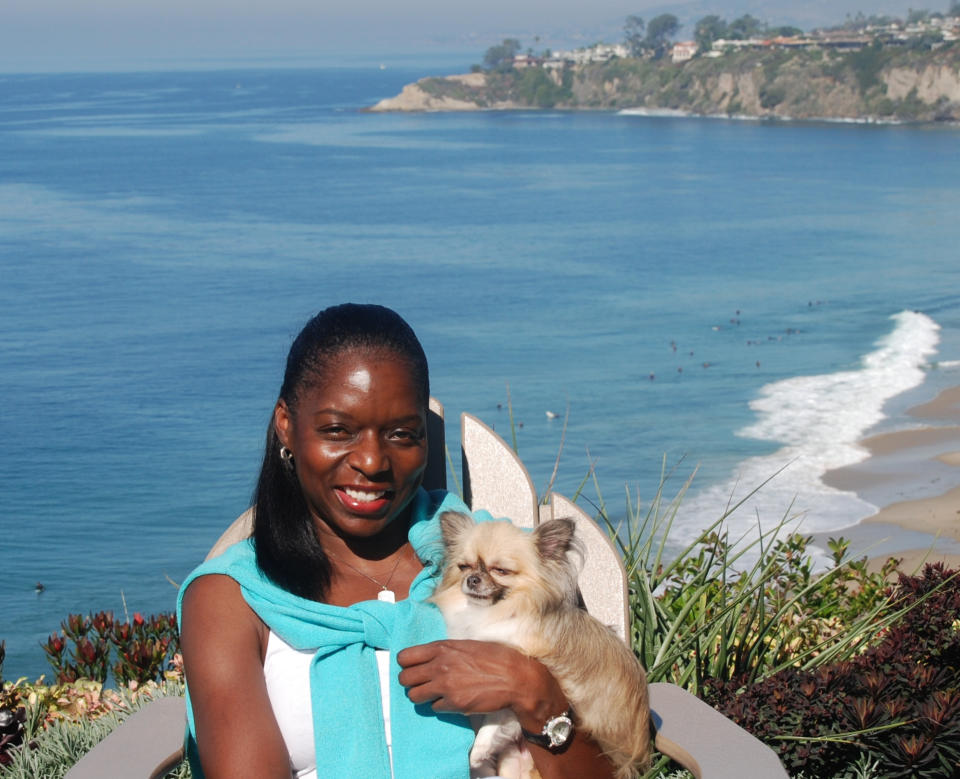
[
  {"xmin": 42, "ymin": 611, "xmax": 180, "ymax": 686},
  {"xmin": 702, "ymin": 563, "xmax": 960, "ymax": 777}
]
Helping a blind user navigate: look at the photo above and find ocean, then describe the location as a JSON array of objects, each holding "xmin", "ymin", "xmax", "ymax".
[{"xmin": 2, "ymin": 59, "xmax": 960, "ymax": 680}]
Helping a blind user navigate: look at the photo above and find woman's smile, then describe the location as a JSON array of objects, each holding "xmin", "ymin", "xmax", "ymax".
[{"xmin": 335, "ymin": 486, "xmax": 394, "ymax": 515}]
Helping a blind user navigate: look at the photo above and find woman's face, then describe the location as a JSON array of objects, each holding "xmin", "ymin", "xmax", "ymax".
[{"xmin": 274, "ymin": 348, "xmax": 427, "ymax": 543}]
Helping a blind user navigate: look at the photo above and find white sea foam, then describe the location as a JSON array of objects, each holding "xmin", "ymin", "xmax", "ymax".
[
  {"xmin": 617, "ymin": 107, "xmax": 694, "ymax": 118},
  {"xmin": 674, "ymin": 311, "xmax": 941, "ymax": 556}
]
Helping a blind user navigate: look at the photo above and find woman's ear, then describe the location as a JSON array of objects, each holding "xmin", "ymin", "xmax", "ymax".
[{"xmin": 273, "ymin": 400, "xmax": 292, "ymax": 449}]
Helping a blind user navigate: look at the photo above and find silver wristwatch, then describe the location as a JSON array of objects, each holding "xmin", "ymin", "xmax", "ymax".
[{"xmin": 521, "ymin": 707, "xmax": 575, "ymax": 751}]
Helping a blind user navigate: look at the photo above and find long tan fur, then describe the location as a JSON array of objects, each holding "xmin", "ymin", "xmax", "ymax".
[{"xmin": 431, "ymin": 512, "xmax": 651, "ymax": 779}]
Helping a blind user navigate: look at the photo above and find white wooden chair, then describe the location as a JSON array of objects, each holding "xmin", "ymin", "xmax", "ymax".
[{"xmin": 66, "ymin": 402, "xmax": 788, "ymax": 779}]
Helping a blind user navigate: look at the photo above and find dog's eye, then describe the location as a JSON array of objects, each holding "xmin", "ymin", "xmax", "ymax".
[
  {"xmin": 490, "ymin": 567, "xmax": 513, "ymax": 576},
  {"xmin": 457, "ymin": 563, "xmax": 472, "ymax": 571}
]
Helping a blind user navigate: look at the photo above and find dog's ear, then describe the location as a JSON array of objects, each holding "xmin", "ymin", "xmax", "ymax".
[
  {"xmin": 533, "ymin": 518, "xmax": 575, "ymax": 562},
  {"xmin": 439, "ymin": 511, "xmax": 475, "ymax": 550}
]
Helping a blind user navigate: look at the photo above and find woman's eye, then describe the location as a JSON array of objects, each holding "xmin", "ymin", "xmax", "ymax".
[
  {"xmin": 390, "ymin": 428, "xmax": 423, "ymax": 442},
  {"xmin": 319, "ymin": 425, "xmax": 350, "ymax": 438}
]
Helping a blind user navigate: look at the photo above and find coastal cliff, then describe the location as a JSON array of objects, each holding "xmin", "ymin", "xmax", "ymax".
[{"xmin": 370, "ymin": 45, "xmax": 960, "ymax": 122}]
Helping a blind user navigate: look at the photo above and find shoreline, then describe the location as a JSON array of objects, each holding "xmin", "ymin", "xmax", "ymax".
[
  {"xmin": 370, "ymin": 77, "xmax": 960, "ymax": 126},
  {"xmin": 817, "ymin": 383, "xmax": 960, "ymax": 573}
]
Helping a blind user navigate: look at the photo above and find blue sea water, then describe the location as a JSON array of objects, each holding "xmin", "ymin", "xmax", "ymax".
[{"xmin": 2, "ymin": 62, "xmax": 960, "ymax": 680}]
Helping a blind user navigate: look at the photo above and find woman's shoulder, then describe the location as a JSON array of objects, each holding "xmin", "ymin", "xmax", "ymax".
[
  {"xmin": 180, "ymin": 570, "xmax": 269, "ymax": 667},
  {"xmin": 177, "ymin": 539, "xmax": 266, "ymax": 643},
  {"xmin": 178, "ymin": 539, "xmax": 258, "ymax": 604}
]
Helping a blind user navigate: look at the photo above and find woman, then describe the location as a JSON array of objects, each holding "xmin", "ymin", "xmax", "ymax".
[{"xmin": 178, "ymin": 304, "xmax": 615, "ymax": 779}]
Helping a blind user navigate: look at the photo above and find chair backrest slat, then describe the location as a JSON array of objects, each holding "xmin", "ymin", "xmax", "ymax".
[
  {"xmin": 542, "ymin": 494, "xmax": 629, "ymax": 644},
  {"xmin": 460, "ymin": 413, "xmax": 539, "ymax": 529},
  {"xmin": 423, "ymin": 397, "xmax": 446, "ymax": 492}
]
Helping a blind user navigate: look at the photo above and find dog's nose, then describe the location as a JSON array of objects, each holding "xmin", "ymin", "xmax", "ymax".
[{"xmin": 466, "ymin": 573, "xmax": 482, "ymax": 589}]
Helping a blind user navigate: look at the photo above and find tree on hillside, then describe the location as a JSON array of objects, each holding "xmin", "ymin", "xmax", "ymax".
[
  {"xmin": 694, "ymin": 15, "xmax": 727, "ymax": 51},
  {"xmin": 836, "ymin": 12, "xmax": 896, "ymax": 30},
  {"xmin": 645, "ymin": 13, "xmax": 680, "ymax": 58},
  {"xmin": 623, "ymin": 15, "xmax": 646, "ymax": 56},
  {"xmin": 728, "ymin": 14, "xmax": 765, "ymax": 39},
  {"xmin": 483, "ymin": 39, "xmax": 522, "ymax": 72}
]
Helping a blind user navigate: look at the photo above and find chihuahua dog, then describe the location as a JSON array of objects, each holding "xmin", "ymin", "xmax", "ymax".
[{"xmin": 431, "ymin": 512, "xmax": 651, "ymax": 779}]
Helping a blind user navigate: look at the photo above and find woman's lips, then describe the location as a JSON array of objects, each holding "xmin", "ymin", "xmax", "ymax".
[{"xmin": 335, "ymin": 486, "xmax": 392, "ymax": 515}]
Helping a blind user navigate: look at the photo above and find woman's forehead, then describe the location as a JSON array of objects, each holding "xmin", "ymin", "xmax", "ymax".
[
  {"xmin": 296, "ymin": 349, "xmax": 423, "ymax": 407},
  {"xmin": 342, "ymin": 364, "xmax": 373, "ymax": 392}
]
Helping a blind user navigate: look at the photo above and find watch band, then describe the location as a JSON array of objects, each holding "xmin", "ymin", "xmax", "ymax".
[{"xmin": 521, "ymin": 707, "xmax": 575, "ymax": 751}]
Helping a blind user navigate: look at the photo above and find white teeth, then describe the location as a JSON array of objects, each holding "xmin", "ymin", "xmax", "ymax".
[{"xmin": 343, "ymin": 487, "xmax": 386, "ymax": 501}]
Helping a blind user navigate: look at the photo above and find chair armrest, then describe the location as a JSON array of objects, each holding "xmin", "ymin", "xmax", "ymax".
[
  {"xmin": 65, "ymin": 695, "xmax": 186, "ymax": 779},
  {"xmin": 649, "ymin": 683, "xmax": 788, "ymax": 779}
]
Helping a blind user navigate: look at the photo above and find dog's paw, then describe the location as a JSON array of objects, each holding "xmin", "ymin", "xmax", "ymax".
[{"xmin": 468, "ymin": 748, "xmax": 499, "ymax": 778}]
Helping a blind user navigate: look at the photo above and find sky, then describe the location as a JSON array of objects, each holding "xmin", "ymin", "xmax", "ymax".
[{"xmin": 0, "ymin": 0, "xmax": 937, "ymax": 72}]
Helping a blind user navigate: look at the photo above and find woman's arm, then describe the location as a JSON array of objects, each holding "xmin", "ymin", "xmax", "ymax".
[
  {"xmin": 397, "ymin": 640, "xmax": 616, "ymax": 779},
  {"xmin": 180, "ymin": 574, "xmax": 291, "ymax": 779}
]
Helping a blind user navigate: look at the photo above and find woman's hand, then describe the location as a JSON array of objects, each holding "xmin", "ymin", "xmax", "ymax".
[
  {"xmin": 397, "ymin": 640, "xmax": 615, "ymax": 779},
  {"xmin": 397, "ymin": 639, "xmax": 565, "ymax": 731}
]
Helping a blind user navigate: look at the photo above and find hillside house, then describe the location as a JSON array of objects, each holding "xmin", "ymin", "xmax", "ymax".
[{"xmin": 671, "ymin": 41, "xmax": 698, "ymax": 62}]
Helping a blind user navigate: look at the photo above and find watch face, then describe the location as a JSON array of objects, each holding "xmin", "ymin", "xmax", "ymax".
[{"xmin": 546, "ymin": 715, "xmax": 574, "ymax": 747}]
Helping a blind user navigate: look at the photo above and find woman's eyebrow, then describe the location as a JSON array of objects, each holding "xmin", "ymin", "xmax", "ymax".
[
  {"xmin": 310, "ymin": 409, "xmax": 424, "ymax": 424},
  {"xmin": 310, "ymin": 408, "xmax": 353, "ymax": 418}
]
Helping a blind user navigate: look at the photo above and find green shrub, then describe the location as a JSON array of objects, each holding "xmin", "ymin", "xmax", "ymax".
[
  {"xmin": 514, "ymin": 68, "xmax": 571, "ymax": 108},
  {"xmin": 0, "ymin": 642, "xmax": 26, "ymax": 769},
  {"xmin": 759, "ymin": 85, "xmax": 787, "ymax": 109},
  {"xmin": 0, "ymin": 682, "xmax": 189, "ymax": 778},
  {"xmin": 845, "ymin": 43, "xmax": 890, "ymax": 91},
  {"xmin": 873, "ymin": 97, "xmax": 897, "ymax": 116}
]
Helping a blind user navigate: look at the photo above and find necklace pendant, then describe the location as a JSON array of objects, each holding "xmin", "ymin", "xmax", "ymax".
[{"xmin": 378, "ymin": 589, "xmax": 395, "ymax": 603}]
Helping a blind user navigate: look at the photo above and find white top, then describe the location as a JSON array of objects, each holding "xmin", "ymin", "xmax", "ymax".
[
  {"xmin": 262, "ymin": 589, "xmax": 396, "ymax": 779},
  {"xmin": 263, "ymin": 630, "xmax": 319, "ymax": 779}
]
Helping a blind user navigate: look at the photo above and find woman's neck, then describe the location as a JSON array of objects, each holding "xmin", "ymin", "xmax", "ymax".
[{"xmin": 313, "ymin": 510, "xmax": 422, "ymax": 606}]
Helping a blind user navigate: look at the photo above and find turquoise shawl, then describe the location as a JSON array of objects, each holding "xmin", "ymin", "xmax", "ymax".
[{"xmin": 177, "ymin": 489, "xmax": 481, "ymax": 778}]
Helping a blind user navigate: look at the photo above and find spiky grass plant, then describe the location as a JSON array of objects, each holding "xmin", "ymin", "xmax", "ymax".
[{"xmin": 582, "ymin": 459, "xmax": 911, "ymax": 694}]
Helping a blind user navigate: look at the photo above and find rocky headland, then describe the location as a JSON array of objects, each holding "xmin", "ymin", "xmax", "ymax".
[{"xmin": 370, "ymin": 45, "xmax": 960, "ymax": 122}]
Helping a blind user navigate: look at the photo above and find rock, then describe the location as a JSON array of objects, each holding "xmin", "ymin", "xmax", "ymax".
[{"xmin": 369, "ymin": 81, "xmax": 483, "ymax": 112}]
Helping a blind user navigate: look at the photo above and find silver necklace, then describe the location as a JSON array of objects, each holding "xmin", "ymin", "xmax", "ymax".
[{"xmin": 327, "ymin": 547, "xmax": 406, "ymax": 595}]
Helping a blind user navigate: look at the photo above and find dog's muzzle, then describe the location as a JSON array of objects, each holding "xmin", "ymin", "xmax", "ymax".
[{"xmin": 461, "ymin": 572, "xmax": 504, "ymax": 602}]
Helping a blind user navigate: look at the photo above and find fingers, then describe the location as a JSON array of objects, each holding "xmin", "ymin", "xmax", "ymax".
[
  {"xmin": 396, "ymin": 640, "xmax": 442, "ymax": 668},
  {"xmin": 396, "ymin": 658, "xmax": 439, "ymax": 696},
  {"xmin": 397, "ymin": 639, "xmax": 537, "ymax": 715},
  {"xmin": 397, "ymin": 640, "xmax": 462, "ymax": 710}
]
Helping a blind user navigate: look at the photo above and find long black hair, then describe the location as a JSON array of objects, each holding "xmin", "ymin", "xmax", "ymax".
[{"xmin": 252, "ymin": 303, "xmax": 429, "ymax": 599}]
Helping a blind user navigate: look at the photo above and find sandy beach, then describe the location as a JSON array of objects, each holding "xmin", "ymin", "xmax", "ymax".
[{"xmin": 820, "ymin": 384, "xmax": 960, "ymax": 573}]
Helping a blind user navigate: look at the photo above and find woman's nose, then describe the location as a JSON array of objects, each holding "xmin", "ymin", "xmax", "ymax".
[{"xmin": 349, "ymin": 431, "xmax": 389, "ymax": 475}]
